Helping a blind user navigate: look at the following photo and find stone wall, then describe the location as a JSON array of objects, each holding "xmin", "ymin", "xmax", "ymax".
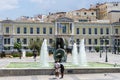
[{"xmin": 0, "ymin": 68, "xmax": 120, "ymax": 76}]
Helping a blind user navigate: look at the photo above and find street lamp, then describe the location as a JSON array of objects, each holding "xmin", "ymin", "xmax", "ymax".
[
  {"xmin": 99, "ymin": 37, "xmax": 103, "ymax": 58},
  {"xmin": 101, "ymin": 36, "xmax": 109, "ymax": 62}
]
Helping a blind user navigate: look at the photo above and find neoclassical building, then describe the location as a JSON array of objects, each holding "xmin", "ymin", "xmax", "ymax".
[{"xmin": 0, "ymin": 17, "xmax": 120, "ymax": 53}]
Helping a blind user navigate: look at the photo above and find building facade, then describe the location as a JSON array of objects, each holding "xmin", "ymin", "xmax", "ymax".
[
  {"xmin": 96, "ymin": 2, "xmax": 120, "ymax": 20},
  {"xmin": 108, "ymin": 10, "xmax": 120, "ymax": 23},
  {"xmin": 0, "ymin": 17, "xmax": 120, "ymax": 53}
]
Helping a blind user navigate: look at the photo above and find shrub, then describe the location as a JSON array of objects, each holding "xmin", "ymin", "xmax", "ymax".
[
  {"xmin": 11, "ymin": 53, "xmax": 20, "ymax": 57},
  {"xmin": 26, "ymin": 52, "xmax": 33, "ymax": 57}
]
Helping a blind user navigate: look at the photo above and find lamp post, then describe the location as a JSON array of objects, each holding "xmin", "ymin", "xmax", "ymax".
[
  {"xmin": 118, "ymin": 40, "xmax": 120, "ymax": 54},
  {"xmin": 99, "ymin": 37, "xmax": 103, "ymax": 58},
  {"xmin": 105, "ymin": 39, "xmax": 108, "ymax": 62},
  {"xmin": 101, "ymin": 36, "xmax": 109, "ymax": 62}
]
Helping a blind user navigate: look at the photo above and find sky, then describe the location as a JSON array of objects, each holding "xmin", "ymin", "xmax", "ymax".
[{"xmin": 0, "ymin": 0, "xmax": 119, "ymax": 20}]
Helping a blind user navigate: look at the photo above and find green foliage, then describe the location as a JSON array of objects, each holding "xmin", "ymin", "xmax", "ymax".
[
  {"xmin": 29, "ymin": 39, "xmax": 42, "ymax": 53},
  {"xmin": 11, "ymin": 53, "xmax": 20, "ymax": 57},
  {"xmin": 26, "ymin": 52, "xmax": 33, "ymax": 57},
  {"xmin": 94, "ymin": 46, "xmax": 100, "ymax": 52},
  {"xmin": 14, "ymin": 42, "xmax": 22, "ymax": 51}
]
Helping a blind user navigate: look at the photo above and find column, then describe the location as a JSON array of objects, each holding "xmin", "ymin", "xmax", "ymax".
[
  {"xmin": 72, "ymin": 22, "xmax": 74, "ymax": 35},
  {"xmin": 55, "ymin": 22, "xmax": 57, "ymax": 35},
  {"xmin": 12, "ymin": 25, "xmax": 15, "ymax": 34}
]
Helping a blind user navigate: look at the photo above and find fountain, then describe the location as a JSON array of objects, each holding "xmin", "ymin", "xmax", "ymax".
[
  {"xmin": 5, "ymin": 38, "xmax": 120, "ymax": 76},
  {"xmin": 72, "ymin": 43, "xmax": 79, "ymax": 65},
  {"xmin": 79, "ymin": 39, "xmax": 87, "ymax": 66},
  {"xmin": 53, "ymin": 38, "xmax": 67, "ymax": 62},
  {"xmin": 40, "ymin": 39, "xmax": 49, "ymax": 67}
]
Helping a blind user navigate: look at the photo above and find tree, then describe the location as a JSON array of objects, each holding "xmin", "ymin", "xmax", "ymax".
[
  {"xmin": 14, "ymin": 42, "xmax": 22, "ymax": 59},
  {"xmin": 29, "ymin": 39, "xmax": 42, "ymax": 53},
  {"xmin": 14, "ymin": 42, "xmax": 22, "ymax": 52}
]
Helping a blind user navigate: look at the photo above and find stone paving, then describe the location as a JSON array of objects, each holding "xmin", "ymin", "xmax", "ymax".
[{"xmin": 0, "ymin": 73, "xmax": 120, "ymax": 80}]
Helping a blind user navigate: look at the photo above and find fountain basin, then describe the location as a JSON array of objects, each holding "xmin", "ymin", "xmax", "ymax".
[
  {"xmin": 6, "ymin": 62, "xmax": 120, "ymax": 68},
  {"xmin": 0, "ymin": 67, "xmax": 120, "ymax": 76},
  {"xmin": 0, "ymin": 62, "xmax": 119, "ymax": 76}
]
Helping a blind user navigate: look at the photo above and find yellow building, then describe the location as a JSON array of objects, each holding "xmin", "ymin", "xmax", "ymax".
[{"xmin": 0, "ymin": 17, "xmax": 120, "ymax": 53}]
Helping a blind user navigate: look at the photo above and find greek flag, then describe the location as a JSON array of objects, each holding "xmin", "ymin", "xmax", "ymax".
[{"xmin": 58, "ymin": 23, "xmax": 63, "ymax": 28}]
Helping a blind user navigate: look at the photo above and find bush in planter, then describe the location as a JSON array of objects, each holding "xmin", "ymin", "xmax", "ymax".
[
  {"xmin": 26, "ymin": 52, "xmax": 33, "ymax": 57},
  {"xmin": 11, "ymin": 53, "xmax": 20, "ymax": 57}
]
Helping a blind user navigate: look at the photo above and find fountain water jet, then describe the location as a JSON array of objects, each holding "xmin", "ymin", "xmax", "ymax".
[
  {"xmin": 40, "ymin": 39, "xmax": 49, "ymax": 67},
  {"xmin": 72, "ymin": 43, "xmax": 79, "ymax": 65},
  {"xmin": 79, "ymin": 39, "xmax": 87, "ymax": 66}
]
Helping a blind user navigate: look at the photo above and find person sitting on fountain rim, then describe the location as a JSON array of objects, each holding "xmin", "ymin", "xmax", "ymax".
[{"xmin": 54, "ymin": 61, "xmax": 60, "ymax": 79}]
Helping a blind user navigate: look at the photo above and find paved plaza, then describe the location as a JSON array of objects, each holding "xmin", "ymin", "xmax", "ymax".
[
  {"xmin": 0, "ymin": 52, "xmax": 120, "ymax": 80},
  {"xmin": 0, "ymin": 73, "xmax": 120, "ymax": 80}
]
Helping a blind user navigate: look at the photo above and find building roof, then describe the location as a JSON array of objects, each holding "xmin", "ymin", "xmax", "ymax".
[
  {"xmin": 1, "ymin": 20, "xmax": 14, "ymax": 23},
  {"xmin": 109, "ymin": 10, "xmax": 120, "ymax": 13},
  {"xmin": 55, "ymin": 17, "xmax": 74, "ymax": 22}
]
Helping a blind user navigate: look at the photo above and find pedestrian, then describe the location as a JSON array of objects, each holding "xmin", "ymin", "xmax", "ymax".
[
  {"xmin": 60, "ymin": 63, "xmax": 64, "ymax": 79},
  {"xmin": 54, "ymin": 61, "xmax": 60, "ymax": 79},
  {"xmin": 33, "ymin": 51, "xmax": 37, "ymax": 61}
]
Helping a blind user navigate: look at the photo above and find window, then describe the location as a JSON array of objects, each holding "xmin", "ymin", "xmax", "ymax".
[
  {"xmin": 94, "ymin": 39, "xmax": 97, "ymax": 45},
  {"xmin": 88, "ymin": 28, "xmax": 91, "ymax": 34},
  {"xmin": 37, "ymin": 27, "xmax": 40, "ymax": 34},
  {"xmin": 84, "ymin": 12, "xmax": 87, "ymax": 15},
  {"xmin": 88, "ymin": 39, "xmax": 92, "ymax": 45},
  {"xmin": 24, "ymin": 27, "xmax": 27, "ymax": 34},
  {"xmin": 43, "ymin": 27, "xmax": 46, "ymax": 34},
  {"xmin": 4, "ymin": 38, "xmax": 10, "ymax": 44},
  {"xmin": 49, "ymin": 39, "xmax": 52, "ymax": 44},
  {"xmin": 91, "ymin": 12, "xmax": 94, "ymax": 15},
  {"xmin": 94, "ymin": 28, "xmax": 97, "ymax": 34},
  {"xmin": 17, "ymin": 27, "xmax": 20, "ymax": 34},
  {"xmin": 115, "ymin": 29, "xmax": 118, "ymax": 34},
  {"xmin": 17, "ymin": 38, "xmax": 20, "ymax": 43},
  {"xmin": 76, "ymin": 28, "xmax": 79, "ymax": 34},
  {"xmin": 6, "ymin": 27, "xmax": 9, "ymax": 33},
  {"xmin": 4, "ymin": 39, "xmax": 7, "ymax": 44},
  {"xmin": 106, "ymin": 28, "xmax": 109, "ymax": 34},
  {"xmin": 76, "ymin": 13, "xmax": 79, "ymax": 16},
  {"xmin": 113, "ymin": 3, "xmax": 118, "ymax": 6},
  {"xmin": 30, "ymin": 28, "xmax": 33, "ymax": 34},
  {"xmin": 62, "ymin": 25, "xmax": 66, "ymax": 33},
  {"xmin": 23, "ymin": 38, "xmax": 27, "ymax": 44},
  {"xmin": 100, "ymin": 28, "xmax": 103, "ymax": 34},
  {"xmin": 83, "ymin": 28, "xmax": 86, "ymax": 34},
  {"xmin": 49, "ymin": 28, "xmax": 52, "ymax": 34}
]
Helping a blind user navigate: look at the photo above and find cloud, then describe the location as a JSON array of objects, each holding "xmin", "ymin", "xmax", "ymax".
[{"xmin": 0, "ymin": 0, "xmax": 19, "ymax": 11}]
